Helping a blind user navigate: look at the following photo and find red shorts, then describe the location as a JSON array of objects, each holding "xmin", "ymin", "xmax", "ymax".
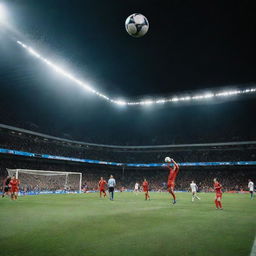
[
  {"xmin": 168, "ymin": 181, "xmax": 175, "ymax": 189},
  {"xmin": 143, "ymin": 188, "xmax": 149, "ymax": 192},
  {"xmin": 100, "ymin": 188, "xmax": 105, "ymax": 192},
  {"xmin": 11, "ymin": 187, "xmax": 19, "ymax": 193},
  {"xmin": 216, "ymin": 193, "xmax": 222, "ymax": 199}
]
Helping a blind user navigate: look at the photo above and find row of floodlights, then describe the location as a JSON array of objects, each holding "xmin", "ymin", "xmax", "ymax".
[{"xmin": 17, "ymin": 40, "xmax": 256, "ymax": 106}]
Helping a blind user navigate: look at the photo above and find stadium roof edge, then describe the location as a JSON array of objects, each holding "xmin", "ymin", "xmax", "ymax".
[{"xmin": 1, "ymin": 123, "xmax": 256, "ymax": 150}]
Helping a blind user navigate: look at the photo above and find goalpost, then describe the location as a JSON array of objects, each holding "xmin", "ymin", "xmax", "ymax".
[{"xmin": 6, "ymin": 169, "xmax": 82, "ymax": 194}]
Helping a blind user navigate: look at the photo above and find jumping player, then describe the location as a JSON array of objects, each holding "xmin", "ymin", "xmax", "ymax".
[
  {"xmin": 248, "ymin": 179, "xmax": 254, "ymax": 200},
  {"xmin": 9, "ymin": 175, "xmax": 20, "ymax": 200},
  {"xmin": 142, "ymin": 179, "xmax": 150, "ymax": 200},
  {"xmin": 98, "ymin": 177, "xmax": 107, "ymax": 198},
  {"xmin": 213, "ymin": 178, "xmax": 223, "ymax": 210},
  {"xmin": 190, "ymin": 181, "xmax": 201, "ymax": 202},
  {"xmin": 166, "ymin": 158, "xmax": 179, "ymax": 204},
  {"xmin": 2, "ymin": 176, "xmax": 11, "ymax": 198}
]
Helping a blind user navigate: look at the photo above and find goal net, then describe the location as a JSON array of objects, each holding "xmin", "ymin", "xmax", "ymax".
[{"xmin": 7, "ymin": 169, "xmax": 82, "ymax": 194}]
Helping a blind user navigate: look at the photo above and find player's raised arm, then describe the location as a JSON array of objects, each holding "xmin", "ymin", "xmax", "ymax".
[{"xmin": 171, "ymin": 159, "xmax": 179, "ymax": 171}]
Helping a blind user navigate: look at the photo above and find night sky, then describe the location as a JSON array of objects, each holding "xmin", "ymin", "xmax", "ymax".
[{"xmin": 0, "ymin": 0, "xmax": 255, "ymax": 145}]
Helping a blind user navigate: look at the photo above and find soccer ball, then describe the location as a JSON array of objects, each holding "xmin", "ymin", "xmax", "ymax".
[
  {"xmin": 165, "ymin": 157, "xmax": 171, "ymax": 163},
  {"xmin": 125, "ymin": 13, "xmax": 149, "ymax": 38}
]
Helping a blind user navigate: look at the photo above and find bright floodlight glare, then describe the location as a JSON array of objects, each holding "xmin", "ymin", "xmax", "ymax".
[
  {"xmin": 15, "ymin": 40, "xmax": 256, "ymax": 106},
  {"xmin": 0, "ymin": 4, "xmax": 7, "ymax": 24},
  {"xmin": 16, "ymin": 41, "xmax": 109, "ymax": 99},
  {"xmin": 115, "ymin": 100, "xmax": 127, "ymax": 106}
]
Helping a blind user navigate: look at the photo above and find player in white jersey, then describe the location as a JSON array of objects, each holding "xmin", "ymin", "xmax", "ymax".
[
  {"xmin": 248, "ymin": 179, "xmax": 254, "ymax": 199},
  {"xmin": 190, "ymin": 181, "xmax": 200, "ymax": 202},
  {"xmin": 134, "ymin": 182, "xmax": 139, "ymax": 195}
]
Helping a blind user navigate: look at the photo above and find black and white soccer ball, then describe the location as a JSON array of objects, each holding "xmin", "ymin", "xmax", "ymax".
[
  {"xmin": 125, "ymin": 13, "xmax": 149, "ymax": 38},
  {"xmin": 165, "ymin": 157, "xmax": 172, "ymax": 163}
]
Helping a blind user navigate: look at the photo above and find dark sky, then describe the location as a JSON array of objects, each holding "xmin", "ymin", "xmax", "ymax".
[{"xmin": 0, "ymin": 0, "xmax": 255, "ymax": 144}]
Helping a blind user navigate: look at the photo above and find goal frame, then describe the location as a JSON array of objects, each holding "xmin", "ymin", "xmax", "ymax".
[{"xmin": 7, "ymin": 169, "xmax": 82, "ymax": 193}]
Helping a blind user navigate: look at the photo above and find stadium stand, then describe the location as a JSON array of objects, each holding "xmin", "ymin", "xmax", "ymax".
[
  {"xmin": 0, "ymin": 124, "xmax": 255, "ymax": 193},
  {"xmin": 0, "ymin": 124, "xmax": 255, "ymax": 163}
]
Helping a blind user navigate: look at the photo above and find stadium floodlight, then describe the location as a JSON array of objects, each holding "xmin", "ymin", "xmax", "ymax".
[
  {"xmin": 115, "ymin": 100, "xmax": 127, "ymax": 106},
  {"xmin": 15, "ymin": 40, "xmax": 256, "ymax": 107},
  {"xmin": 156, "ymin": 99, "xmax": 166, "ymax": 104},
  {"xmin": 140, "ymin": 100, "xmax": 153, "ymax": 105},
  {"xmin": 203, "ymin": 93, "xmax": 214, "ymax": 98},
  {"xmin": 28, "ymin": 48, "xmax": 41, "ymax": 58},
  {"xmin": 16, "ymin": 41, "xmax": 111, "ymax": 100}
]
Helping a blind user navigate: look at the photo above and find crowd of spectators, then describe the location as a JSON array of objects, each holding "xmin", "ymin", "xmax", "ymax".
[{"xmin": 0, "ymin": 127, "xmax": 255, "ymax": 164}]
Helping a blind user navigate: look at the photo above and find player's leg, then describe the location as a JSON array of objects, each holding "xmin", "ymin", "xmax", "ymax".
[
  {"xmin": 250, "ymin": 191, "xmax": 253, "ymax": 199},
  {"xmin": 100, "ymin": 190, "xmax": 102, "ymax": 197},
  {"xmin": 192, "ymin": 192, "xmax": 195, "ymax": 202},
  {"xmin": 195, "ymin": 192, "xmax": 200, "ymax": 200},
  {"xmin": 217, "ymin": 198, "xmax": 222, "ymax": 209},
  {"xmin": 108, "ymin": 188, "xmax": 111, "ymax": 200},
  {"xmin": 216, "ymin": 194, "xmax": 223, "ymax": 209},
  {"xmin": 103, "ymin": 190, "xmax": 106, "ymax": 197},
  {"xmin": 147, "ymin": 191, "xmax": 150, "ymax": 200},
  {"xmin": 168, "ymin": 185, "xmax": 176, "ymax": 204},
  {"xmin": 2, "ymin": 188, "xmax": 6, "ymax": 198},
  {"xmin": 14, "ymin": 191, "xmax": 18, "ymax": 200},
  {"xmin": 214, "ymin": 195, "xmax": 219, "ymax": 209},
  {"xmin": 109, "ymin": 187, "xmax": 114, "ymax": 200}
]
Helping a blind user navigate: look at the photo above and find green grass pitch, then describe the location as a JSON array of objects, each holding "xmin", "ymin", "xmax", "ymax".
[{"xmin": 0, "ymin": 192, "xmax": 255, "ymax": 256}]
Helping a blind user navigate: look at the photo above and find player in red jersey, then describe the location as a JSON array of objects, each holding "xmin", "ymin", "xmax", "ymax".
[
  {"xmin": 142, "ymin": 179, "xmax": 150, "ymax": 200},
  {"xmin": 9, "ymin": 175, "xmax": 20, "ymax": 200},
  {"xmin": 166, "ymin": 158, "xmax": 179, "ymax": 204},
  {"xmin": 213, "ymin": 178, "xmax": 223, "ymax": 210},
  {"xmin": 98, "ymin": 177, "xmax": 107, "ymax": 198}
]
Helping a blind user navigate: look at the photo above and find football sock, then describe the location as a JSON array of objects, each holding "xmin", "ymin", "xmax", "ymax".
[{"xmin": 170, "ymin": 191, "xmax": 176, "ymax": 200}]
